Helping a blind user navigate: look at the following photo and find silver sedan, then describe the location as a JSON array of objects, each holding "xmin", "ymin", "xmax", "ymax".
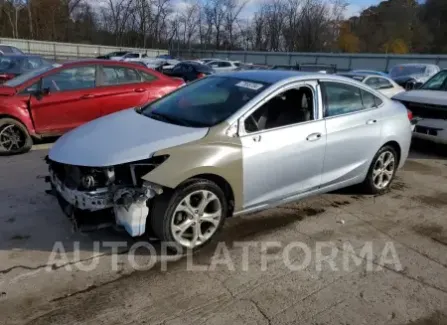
[{"xmin": 47, "ymin": 70, "xmax": 413, "ymax": 249}]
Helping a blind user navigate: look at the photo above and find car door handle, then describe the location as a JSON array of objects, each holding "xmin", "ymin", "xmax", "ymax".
[
  {"xmin": 366, "ymin": 119, "xmax": 377, "ymax": 125},
  {"xmin": 306, "ymin": 133, "xmax": 322, "ymax": 141},
  {"xmin": 134, "ymin": 88, "xmax": 147, "ymax": 93},
  {"xmin": 252, "ymin": 135, "xmax": 262, "ymax": 142},
  {"xmin": 80, "ymin": 94, "xmax": 95, "ymax": 99}
]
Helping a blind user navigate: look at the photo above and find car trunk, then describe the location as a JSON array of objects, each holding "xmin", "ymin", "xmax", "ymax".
[{"xmin": 399, "ymin": 100, "xmax": 447, "ymax": 120}]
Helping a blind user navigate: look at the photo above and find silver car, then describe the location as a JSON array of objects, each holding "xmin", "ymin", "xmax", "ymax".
[{"xmin": 47, "ymin": 71, "xmax": 412, "ymax": 250}]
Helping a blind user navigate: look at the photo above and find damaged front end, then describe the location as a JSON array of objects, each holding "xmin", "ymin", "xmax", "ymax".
[{"xmin": 45, "ymin": 155, "xmax": 167, "ymax": 236}]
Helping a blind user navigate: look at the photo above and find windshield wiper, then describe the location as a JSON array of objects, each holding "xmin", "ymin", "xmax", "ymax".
[{"xmin": 147, "ymin": 111, "xmax": 192, "ymax": 127}]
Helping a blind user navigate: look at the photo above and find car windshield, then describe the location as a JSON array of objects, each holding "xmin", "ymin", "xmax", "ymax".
[
  {"xmin": 420, "ymin": 70, "xmax": 447, "ymax": 91},
  {"xmin": 4, "ymin": 64, "xmax": 56, "ymax": 87},
  {"xmin": 0, "ymin": 57, "xmax": 19, "ymax": 71},
  {"xmin": 390, "ymin": 65, "xmax": 426, "ymax": 78},
  {"xmin": 140, "ymin": 76, "xmax": 271, "ymax": 127}
]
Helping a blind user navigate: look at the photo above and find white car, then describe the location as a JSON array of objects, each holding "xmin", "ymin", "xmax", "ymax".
[
  {"xmin": 206, "ymin": 60, "xmax": 240, "ymax": 73},
  {"xmin": 115, "ymin": 52, "xmax": 149, "ymax": 62},
  {"xmin": 339, "ymin": 72, "xmax": 405, "ymax": 98}
]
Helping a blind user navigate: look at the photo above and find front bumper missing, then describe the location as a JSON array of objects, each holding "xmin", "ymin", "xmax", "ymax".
[
  {"xmin": 49, "ymin": 170, "xmax": 113, "ymax": 211},
  {"xmin": 48, "ymin": 170, "xmax": 162, "ymax": 237}
]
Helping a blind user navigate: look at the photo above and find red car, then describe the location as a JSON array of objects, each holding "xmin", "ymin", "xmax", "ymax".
[{"xmin": 0, "ymin": 60, "xmax": 184, "ymax": 155}]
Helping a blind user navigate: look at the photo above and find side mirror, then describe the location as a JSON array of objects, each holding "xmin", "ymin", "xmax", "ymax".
[
  {"xmin": 33, "ymin": 87, "xmax": 50, "ymax": 100},
  {"xmin": 414, "ymin": 82, "xmax": 423, "ymax": 89}
]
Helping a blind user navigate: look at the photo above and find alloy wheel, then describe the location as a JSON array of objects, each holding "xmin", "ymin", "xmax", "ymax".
[
  {"xmin": 372, "ymin": 150, "xmax": 395, "ymax": 189},
  {"xmin": 170, "ymin": 190, "xmax": 223, "ymax": 249},
  {"xmin": 0, "ymin": 124, "xmax": 26, "ymax": 152}
]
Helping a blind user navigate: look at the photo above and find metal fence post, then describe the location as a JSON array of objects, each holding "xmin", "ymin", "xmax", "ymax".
[
  {"xmin": 348, "ymin": 56, "xmax": 352, "ymax": 70},
  {"xmin": 77, "ymin": 45, "xmax": 80, "ymax": 58},
  {"xmin": 27, "ymin": 40, "xmax": 30, "ymax": 54},
  {"xmin": 53, "ymin": 43, "xmax": 57, "ymax": 61},
  {"xmin": 385, "ymin": 55, "xmax": 390, "ymax": 72}
]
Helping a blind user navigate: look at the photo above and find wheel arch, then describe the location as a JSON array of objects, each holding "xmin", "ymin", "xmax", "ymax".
[
  {"xmin": 382, "ymin": 140, "xmax": 402, "ymax": 166},
  {"xmin": 178, "ymin": 173, "xmax": 235, "ymax": 217},
  {"xmin": 0, "ymin": 112, "xmax": 36, "ymax": 136}
]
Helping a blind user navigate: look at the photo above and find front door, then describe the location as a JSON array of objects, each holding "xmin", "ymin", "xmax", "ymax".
[
  {"xmin": 320, "ymin": 81, "xmax": 383, "ymax": 187},
  {"xmin": 239, "ymin": 81, "xmax": 326, "ymax": 209},
  {"xmin": 30, "ymin": 65, "xmax": 100, "ymax": 135}
]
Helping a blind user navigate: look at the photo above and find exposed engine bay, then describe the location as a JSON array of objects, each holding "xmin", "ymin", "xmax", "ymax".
[{"xmin": 45, "ymin": 156, "xmax": 166, "ymax": 236}]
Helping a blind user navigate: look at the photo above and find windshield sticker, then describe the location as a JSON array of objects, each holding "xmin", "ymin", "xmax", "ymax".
[{"xmin": 235, "ymin": 81, "xmax": 264, "ymax": 91}]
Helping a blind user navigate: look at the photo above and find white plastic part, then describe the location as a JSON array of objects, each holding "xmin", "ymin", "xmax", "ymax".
[{"xmin": 114, "ymin": 200, "xmax": 149, "ymax": 237}]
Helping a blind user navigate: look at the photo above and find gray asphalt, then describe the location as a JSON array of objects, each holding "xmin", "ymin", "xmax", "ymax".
[{"xmin": 1, "ymin": 143, "xmax": 447, "ymax": 325}]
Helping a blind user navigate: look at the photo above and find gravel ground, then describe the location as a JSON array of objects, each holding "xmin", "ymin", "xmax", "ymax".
[{"xmin": 0, "ymin": 142, "xmax": 447, "ymax": 325}]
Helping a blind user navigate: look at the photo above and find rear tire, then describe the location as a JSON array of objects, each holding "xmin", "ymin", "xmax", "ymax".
[
  {"xmin": 150, "ymin": 179, "xmax": 227, "ymax": 252},
  {"xmin": 0, "ymin": 118, "xmax": 33, "ymax": 155},
  {"xmin": 361, "ymin": 145, "xmax": 398, "ymax": 194}
]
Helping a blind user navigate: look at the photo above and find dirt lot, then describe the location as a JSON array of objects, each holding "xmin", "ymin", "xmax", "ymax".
[{"xmin": 1, "ymin": 142, "xmax": 447, "ymax": 325}]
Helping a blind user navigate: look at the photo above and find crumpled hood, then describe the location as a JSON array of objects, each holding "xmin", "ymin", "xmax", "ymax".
[
  {"xmin": 49, "ymin": 108, "xmax": 209, "ymax": 167},
  {"xmin": 393, "ymin": 90, "xmax": 447, "ymax": 106}
]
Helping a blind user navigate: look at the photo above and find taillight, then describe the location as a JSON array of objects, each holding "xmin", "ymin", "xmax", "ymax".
[
  {"xmin": 407, "ymin": 109, "xmax": 413, "ymax": 120},
  {"xmin": 197, "ymin": 73, "xmax": 206, "ymax": 78},
  {"xmin": 0, "ymin": 73, "xmax": 15, "ymax": 81}
]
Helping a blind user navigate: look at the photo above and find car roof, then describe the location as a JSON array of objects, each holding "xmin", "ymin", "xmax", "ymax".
[{"xmin": 219, "ymin": 70, "xmax": 337, "ymax": 83}]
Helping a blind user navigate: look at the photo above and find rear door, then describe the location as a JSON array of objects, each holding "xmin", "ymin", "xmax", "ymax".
[
  {"xmin": 95, "ymin": 64, "xmax": 159, "ymax": 116},
  {"xmin": 320, "ymin": 81, "xmax": 384, "ymax": 188},
  {"xmin": 29, "ymin": 65, "xmax": 100, "ymax": 135}
]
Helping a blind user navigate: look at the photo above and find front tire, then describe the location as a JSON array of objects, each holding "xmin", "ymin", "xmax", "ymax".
[
  {"xmin": 0, "ymin": 118, "xmax": 33, "ymax": 155},
  {"xmin": 361, "ymin": 145, "xmax": 398, "ymax": 194},
  {"xmin": 150, "ymin": 179, "xmax": 227, "ymax": 251}
]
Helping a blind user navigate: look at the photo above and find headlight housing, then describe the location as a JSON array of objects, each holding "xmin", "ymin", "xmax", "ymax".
[{"xmin": 129, "ymin": 155, "xmax": 170, "ymax": 186}]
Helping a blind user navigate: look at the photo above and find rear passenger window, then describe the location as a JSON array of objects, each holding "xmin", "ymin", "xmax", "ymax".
[
  {"xmin": 102, "ymin": 66, "xmax": 142, "ymax": 85},
  {"xmin": 323, "ymin": 82, "xmax": 382, "ymax": 117},
  {"xmin": 323, "ymin": 82, "xmax": 364, "ymax": 117},
  {"xmin": 139, "ymin": 70, "xmax": 157, "ymax": 82}
]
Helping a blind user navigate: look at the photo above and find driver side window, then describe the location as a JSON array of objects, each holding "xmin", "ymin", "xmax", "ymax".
[
  {"xmin": 42, "ymin": 66, "xmax": 96, "ymax": 92},
  {"xmin": 244, "ymin": 85, "xmax": 315, "ymax": 133}
]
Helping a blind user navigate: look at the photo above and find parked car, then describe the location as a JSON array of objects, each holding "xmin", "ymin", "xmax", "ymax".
[
  {"xmin": 163, "ymin": 61, "xmax": 215, "ymax": 82},
  {"xmin": 338, "ymin": 72, "xmax": 405, "ymax": 98},
  {"xmin": 206, "ymin": 60, "xmax": 240, "ymax": 73},
  {"xmin": 350, "ymin": 69, "xmax": 389, "ymax": 77},
  {"xmin": 156, "ymin": 54, "xmax": 175, "ymax": 60},
  {"xmin": 0, "ymin": 60, "xmax": 184, "ymax": 155},
  {"xmin": 0, "ymin": 55, "xmax": 52, "ymax": 84},
  {"xmin": 393, "ymin": 69, "xmax": 447, "ymax": 144},
  {"xmin": 271, "ymin": 63, "xmax": 337, "ymax": 74},
  {"xmin": 119, "ymin": 52, "xmax": 149, "ymax": 62},
  {"xmin": 96, "ymin": 51, "xmax": 131, "ymax": 60},
  {"xmin": 389, "ymin": 63, "xmax": 440, "ymax": 90},
  {"xmin": 46, "ymin": 70, "xmax": 412, "ymax": 250},
  {"xmin": 199, "ymin": 58, "xmax": 216, "ymax": 64},
  {"xmin": 0, "ymin": 45, "xmax": 24, "ymax": 55},
  {"xmin": 240, "ymin": 63, "xmax": 270, "ymax": 70}
]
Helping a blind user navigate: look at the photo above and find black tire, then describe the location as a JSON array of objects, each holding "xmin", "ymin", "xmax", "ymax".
[
  {"xmin": 150, "ymin": 179, "xmax": 228, "ymax": 252},
  {"xmin": 0, "ymin": 118, "xmax": 33, "ymax": 155},
  {"xmin": 361, "ymin": 145, "xmax": 398, "ymax": 195}
]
